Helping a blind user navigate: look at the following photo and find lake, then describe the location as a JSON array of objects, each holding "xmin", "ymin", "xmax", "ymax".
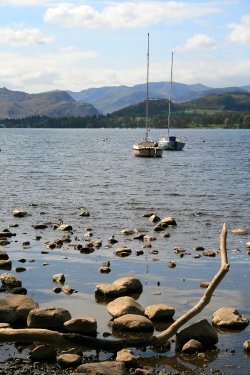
[{"xmin": 0, "ymin": 127, "xmax": 249, "ymax": 373}]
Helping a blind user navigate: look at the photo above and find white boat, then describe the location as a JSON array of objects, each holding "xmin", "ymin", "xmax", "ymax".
[
  {"xmin": 159, "ymin": 52, "xmax": 185, "ymax": 151},
  {"xmin": 133, "ymin": 34, "xmax": 163, "ymax": 158}
]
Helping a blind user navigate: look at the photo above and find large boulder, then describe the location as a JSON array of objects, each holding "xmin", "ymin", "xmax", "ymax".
[
  {"xmin": 64, "ymin": 317, "xmax": 97, "ymax": 335},
  {"xmin": 112, "ymin": 314, "xmax": 154, "ymax": 332},
  {"xmin": 176, "ymin": 319, "xmax": 218, "ymax": 349},
  {"xmin": 112, "ymin": 277, "xmax": 143, "ymax": 294},
  {"xmin": 95, "ymin": 284, "xmax": 127, "ymax": 299},
  {"xmin": 212, "ymin": 307, "xmax": 249, "ymax": 330},
  {"xmin": 107, "ymin": 296, "xmax": 144, "ymax": 318},
  {"xmin": 30, "ymin": 344, "xmax": 57, "ymax": 361},
  {"xmin": 144, "ymin": 304, "xmax": 175, "ymax": 321},
  {"xmin": 27, "ymin": 307, "xmax": 71, "ymax": 330},
  {"xmin": 0, "ymin": 295, "xmax": 39, "ymax": 324}
]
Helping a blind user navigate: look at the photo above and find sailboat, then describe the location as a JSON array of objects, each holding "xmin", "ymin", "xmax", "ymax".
[
  {"xmin": 158, "ymin": 52, "xmax": 185, "ymax": 151},
  {"xmin": 132, "ymin": 34, "xmax": 163, "ymax": 158}
]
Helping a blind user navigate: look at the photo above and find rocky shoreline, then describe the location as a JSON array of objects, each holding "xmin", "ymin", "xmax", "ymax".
[{"xmin": 0, "ymin": 208, "xmax": 249, "ymax": 374}]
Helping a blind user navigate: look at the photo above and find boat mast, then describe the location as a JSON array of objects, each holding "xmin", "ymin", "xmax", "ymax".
[
  {"xmin": 167, "ymin": 52, "xmax": 173, "ymax": 137},
  {"xmin": 145, "ymin": 33, "xmax": 149, "ymax": 141}
]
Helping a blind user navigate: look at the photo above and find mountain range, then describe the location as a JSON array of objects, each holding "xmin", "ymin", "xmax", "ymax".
[
  {"xmin": 68, "ymin": 82, "xmax": 250, "ymax": 114},
  {"xmin": 0, "ymin": 87, "xmax": 98, "ymax": 119},
  {"xmin": 0, "ymin": 82, "xmax": 250, "ymax": 119}
]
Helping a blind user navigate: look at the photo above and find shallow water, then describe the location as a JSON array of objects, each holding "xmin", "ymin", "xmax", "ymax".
[{"xmin": 0, "ymin": 127, "xmax": 249, "ymax": 373}]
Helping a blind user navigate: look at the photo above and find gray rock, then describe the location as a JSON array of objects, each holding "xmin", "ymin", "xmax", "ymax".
[
  {"xmin": 57, "ymin": 353, "xmax": 82, "ymax": 369},
  {"xmin": 0, "ymin": 295, "xmax": 39, "ymax": 324},
  {"xmin": 144, "ymin": 304, "xmax": 175, "ymax": 321},
  {"xmin": 112, "ymin": 314, "xmax": 154, "ymax": 332},
  {"xmin": 76, "ymin": 361, "xmax": 127, "ymax": 374},
  {"xmin": 27, "ymin": 307, "xmax": 71, "ymax": 329},
  {"xmin": 107, "ymin": 296, "xmax": 144, "ymax": 318},
  {"xmin": 64, "ymin": 317, "xmax": 97, "ymax": 334},
  {"xmin": 176, "ymin": 319, "xmax": 218, "ymax": 348},
  {"xmin": 212, "ymin": 307, "xmax": 249, "ymax": 329}
]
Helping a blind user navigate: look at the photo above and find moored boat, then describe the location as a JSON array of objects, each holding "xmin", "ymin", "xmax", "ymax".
[
  {"xmin": 158, "ymin": 52, "xmax": 185, "ymax": 151},
  {"xmin": 133, "ymin": 33, "xmax": 163, "ymax": 158}
]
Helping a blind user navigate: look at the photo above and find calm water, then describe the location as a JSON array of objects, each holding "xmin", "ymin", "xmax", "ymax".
[{"xmin": 0, "ymin": 128, "xmax": 249, "ymax": 373}]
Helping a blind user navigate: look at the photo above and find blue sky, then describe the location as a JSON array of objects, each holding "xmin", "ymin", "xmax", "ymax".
[{"xmin": 0, "ymin": 0, "xmax": 249, "ymax": 93}]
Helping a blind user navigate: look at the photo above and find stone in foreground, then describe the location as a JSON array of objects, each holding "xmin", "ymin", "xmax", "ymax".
[
  {"xmin": 212, "ymin": 307, "xmax": 249, "ymax": 330},
  {"xmin": 176, "ymin": 319, "xmax": 218, "ymax": 349}
]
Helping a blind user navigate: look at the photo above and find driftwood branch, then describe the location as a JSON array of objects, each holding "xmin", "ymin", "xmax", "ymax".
[{"xmin": 0, "ymin": 224, "xmax": 229, "ymax": 352}]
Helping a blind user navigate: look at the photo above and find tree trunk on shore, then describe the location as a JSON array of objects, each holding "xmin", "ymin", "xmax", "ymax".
[{"xmin": 0, "ymin": 224, "xmax": 229, "ymax": 352}]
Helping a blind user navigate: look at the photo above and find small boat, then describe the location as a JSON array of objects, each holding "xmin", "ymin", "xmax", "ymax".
[
  {"xmin": 133, "ymin": 34, "xmax": 163, "ymax": 158},
  {"xmin": 159, "ymin": 52, "xmax": 185, "ymax": 151}
]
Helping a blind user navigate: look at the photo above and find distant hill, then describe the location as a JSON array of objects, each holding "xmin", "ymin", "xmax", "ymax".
[
  {"xmin": 112, "ymin": 92, "xmax": 250, "ymax": 117},
  {"xmin": 0, "ymin": 88, "xmax": 99, "ymax": 119},
  {"xmin": 68, "ymin": 82, "xmax": 248, "ymax": 114}
]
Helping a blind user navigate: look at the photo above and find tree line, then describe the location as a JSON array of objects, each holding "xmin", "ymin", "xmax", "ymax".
[{"xmin": 0, "ymin": 110, "xmax": 249, "ymax": 129}]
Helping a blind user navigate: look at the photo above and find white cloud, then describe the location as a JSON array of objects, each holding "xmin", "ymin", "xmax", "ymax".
[
  {"xmin": 44, "ymin": 1, "xmax": 221, "ymax": 29},
  {"xmin": 228, "ymin": 14, "xmax": 250, "ymax": 43},
  {"xmin": 0, "ymin": 47, "xmax": 100, "ymax": 93},
  {"xmin": 176, "ymin": 34, "xmax": 216, "ymax": 51},
  {"xmin": 0, "ymin": 26, "xmax": 54, "ymax": 46},
  {"xmin": 0, "ymin": 47, "xmax": 249, "ymax": 93}
]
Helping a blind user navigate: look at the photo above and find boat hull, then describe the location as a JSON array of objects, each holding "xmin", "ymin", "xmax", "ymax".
[
  {"xmin": 159, "ymin": 137, "xmax": 185, "ymax": 151},
  {"xmin": 133, "ymin": 141, "xmax": 163, "ymax": 157}
]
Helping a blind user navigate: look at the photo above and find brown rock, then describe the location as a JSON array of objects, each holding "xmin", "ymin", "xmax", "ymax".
[
  {"xmin": 107, "ymin": 296, "xmax": 144, "ymax": 318},
  {"xmin": 112, "ymin": 314, "xmax": 154, "ymax": 332},
  {"xmin": 57, "ymin": 353, "xmax": 82, "ymax": 369},
  {"xmin": 144, "ymin": 304, "xmax": 175, "ymax": 321},
  {"xmin": 64, "ymin": 317, "xmax": 97, "ymax": 334},
  {"xmin": 76, "ymin": 361, "xmax": 127, "ymax": 374},
  {"xmin": 176, "ymin": 319, "xmax": 218, "ymax": 348},
  {"xmin": 212, "ymin": 307, "xmax": 249, "ymax": 329},
  {"xmin": 27, "ymin": 307, "xmax": 71, "ymax": 329}
]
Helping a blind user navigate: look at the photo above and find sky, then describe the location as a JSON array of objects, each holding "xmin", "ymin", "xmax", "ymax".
[{"xmin": 0, "ymin": 0, "xmax": 249, "ymax": 93}]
